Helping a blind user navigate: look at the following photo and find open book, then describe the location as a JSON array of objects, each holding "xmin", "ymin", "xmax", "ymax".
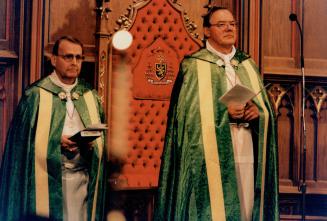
[
  {"xmin": 69, "ymin": 123, "xmax": 108, "ymax": 143},
  {"xmin": 219, "ymin": 84, "xmax": 256, "ymax": 106}
]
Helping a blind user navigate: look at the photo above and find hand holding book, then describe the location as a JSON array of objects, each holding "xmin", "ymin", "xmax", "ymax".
[
  {"xmin": 69, "ymin": 123, "xmax": 108, "ymax": 144},
  {"xmin": 219, "ymin": 84, "xmax": 269, "ymax": 124},
  {"xmin": 219, "ymin": 83, "xmax": 270, "ymax": 106}
]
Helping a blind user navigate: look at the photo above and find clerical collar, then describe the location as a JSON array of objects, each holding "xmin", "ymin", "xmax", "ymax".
[
  {"xmin": 49, "ymin": 71, "xmax": 78, "ymax": 92},
  {"xmin": 206, "ymin": 41, "xmax": 236, "ymax": 62}
]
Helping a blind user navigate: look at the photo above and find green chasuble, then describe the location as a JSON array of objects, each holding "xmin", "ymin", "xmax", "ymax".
[
  {"xmin": 0, "ymin": 76, "xmax": 106, "ymax": 221},
  {"xmin": 154, "ymin": 48, "xmax": 279, "ymax": 221}
]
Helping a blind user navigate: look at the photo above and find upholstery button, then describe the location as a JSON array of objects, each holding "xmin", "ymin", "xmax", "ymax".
[{"xmin": 152, "ymin": 18, "xmax": 157, "ymax": 24}]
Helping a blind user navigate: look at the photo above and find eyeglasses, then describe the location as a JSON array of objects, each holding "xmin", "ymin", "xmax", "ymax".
[
  {"xmin": 57, "ymin": 54, "xmax": 85, "ymax": 62},
  {"xmin": 210, "ymin": 21, "xmax": 238, "ymax": 29}
]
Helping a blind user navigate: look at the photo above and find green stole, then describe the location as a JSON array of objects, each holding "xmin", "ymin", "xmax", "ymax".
[
  {"xmin": 196, "ymin": 59, "xmax": 269, "ymax": 221},
  {"xmin": 35, "ymin": 89, "xmax": 103, "ymax": 221}
]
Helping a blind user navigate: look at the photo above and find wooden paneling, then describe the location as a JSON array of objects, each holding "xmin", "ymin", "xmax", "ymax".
[
  {"xmin": 303, "ymin": 0, "xmax": 327, "ymax": 60},
  {"xmin": 0, "ymin": 64, "xmax": 16, "ymax": 163},
  {"xmin": 268, "ymin": 81, "xmax": 299, "ymax": 187},
  {"xmin": 262, "ymin": 0, "xmax": 327, "ymax": 77},
  {"xmin": 0, "ymin": 0, "xmax": 7, "ymax": 40},
  {"xmin": 0, "ymin": 0, "xmax": 16, "ymax": 51},
  {"xmin": 262, "ymin": 0, "xmax": 295, "ymax": 74},
  {"xmin": 0, "ymin": 0, "xmax": 23, "ymax": 159},
  {"xmin": 303, "ymin": 0, "xmax": 327, "ymax": 75},
  {"xmin": 305, "ymin": 84, "xmax": 327, "ymax": 190},
  {"xmin": 29, "ymin": 0, "xmax": 44, "ymax": 83},
  {"xmin": 44, "ymin": 0, "xmax": 97, "ymax": 59},
  {"xmin": 262, "ymin": 0, "xmax": 293, "ymax": 57},
  {"xmin": 262, "ymin": 0, "xmax": 327, "ymax": 218},
  {"xmin": 262, "ymin": 0, "xmax": 327, "ymax": 189}
]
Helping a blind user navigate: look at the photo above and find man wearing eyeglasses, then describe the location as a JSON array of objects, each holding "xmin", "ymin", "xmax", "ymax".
[
  {"xmin": 155, "ymin": 7, "xmax": 278, "ymax": 221},
  {"xmin": 0, "ymin": 36, "xmax": 106, "ymax": 221}
]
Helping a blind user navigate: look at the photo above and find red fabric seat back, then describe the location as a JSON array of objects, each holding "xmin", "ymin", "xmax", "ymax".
[{"xmin": 109, "ymin": 0, "xmax": 202, "ymax": 189}]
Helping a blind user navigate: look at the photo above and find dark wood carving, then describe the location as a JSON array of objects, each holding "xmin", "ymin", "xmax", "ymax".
[{"xmin": 265, "ymin": 76, "xmax": 327, "ymax": 218}]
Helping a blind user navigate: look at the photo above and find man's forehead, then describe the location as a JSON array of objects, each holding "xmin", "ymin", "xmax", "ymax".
[
  {"xmin": 58, "ymin": 40, "xmax": 82, "ymax": 52},
  {"xmin": 210, "ymin": 10, "xmax": 235, "ymax": 22}
]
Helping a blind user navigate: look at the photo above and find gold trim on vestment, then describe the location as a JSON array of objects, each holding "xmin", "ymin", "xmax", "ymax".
[
  {"xmin": 197, "ymin": 60, "xmax": 226, "ymax": 221},
  {"xmin": 84, "ymin": 91, "xmax": 103, "ymax": 221},
  {"xmin": 35, "ymin": 88, "xmax": 52, "ymax": 217},
  {"xmin": 243, "ymin": 60, "xmax": 269, "ymax": 221}
]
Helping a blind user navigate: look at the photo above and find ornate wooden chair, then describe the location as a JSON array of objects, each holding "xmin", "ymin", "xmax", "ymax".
[
  {"xmin": 107, "ymin": 0, "xmax": 202, "ymax": 190},
  {"xmin": 96, "ymin": 0, "xmax": 203, "ymax": 218}
]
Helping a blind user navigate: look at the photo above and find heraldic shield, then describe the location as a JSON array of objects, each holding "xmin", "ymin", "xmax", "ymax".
[
  {"xmin": 155, "ymin": 63, "xmax": 167, "ymax": 80},
  {"xmin": 133, "ymin": 38, "xmax": 180, "ymax": 100}
]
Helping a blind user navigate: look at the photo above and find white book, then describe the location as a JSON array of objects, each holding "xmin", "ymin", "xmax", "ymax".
[{"xmin": 219, "ymin": 84, "xmax": 256, "ymax": 106}]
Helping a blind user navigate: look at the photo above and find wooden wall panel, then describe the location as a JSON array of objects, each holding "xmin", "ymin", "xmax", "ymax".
[
  {"xmin": 269, "ymin": 83, "xmax": 297, "ymax": 186},
  {"xmin": 262, "ymin": 0, "xmax": 296, "ymax": 74},
  {"xmin": 0, "ymin": 0, "xmax": 16, "ymax": 52},
  {"xmin": 262, "ymin": 0, "xmax": 327, "ymax": 77},
  {"xmin": 304, "ymin": 0, "xmax": 327, "ymax": 60},
  {"xmin": 0, "ymin": 0, "xmax": 7, "ymax": 40},
  {"xmin": 303, "ymin": 0, "xmax": 327, "ymax": 74},
  {"xmin": 263, "ymin": 1, "xmax": 293, "ymax": 57},
  {"xmin": 305, "ymin": 85, "xmax": 327, "ymax": 191},
  {"xmin": 0, "ymin": 65, "xmax": 16, "ymax": 163},
  {"xmin": 0, "ymin": 0, "xmax": 22, "ymax": 160},
  {"xmin": 317, "ymin": 106, "xmax": 327, "ymax": 180},
  {"xmin": 305, "ymin": 97, "xmax": 316, "ymax": 182},
  {"xmin": 262, "ymin": 1, "xmax": 327, "ymax": 217},
  {"xmin": 44, "ymin": 0, "xmax": 96, "ymax": 59}
]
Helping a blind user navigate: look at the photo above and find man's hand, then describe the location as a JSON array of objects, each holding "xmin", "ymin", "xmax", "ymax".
[
  {"xmin": 61, "ymin": 135, "xmax": 78, "ymax": 154},
  {"xmin": 243, "ymin": 101, "xmax": 259, "ymax": 121},
  {"xmin": 228, "ymin": 102, "xmax": 245, "ymax": 119}
]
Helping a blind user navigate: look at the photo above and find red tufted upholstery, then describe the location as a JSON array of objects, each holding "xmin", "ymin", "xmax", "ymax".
[{"xmin": 109, "ymin": 0, "xmax": 201, "ymax": 189}]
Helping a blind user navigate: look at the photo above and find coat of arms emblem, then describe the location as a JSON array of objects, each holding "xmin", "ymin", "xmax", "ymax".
[{"xmin": 155, "ymin": 63, "xmax": 167, "ymax": 80}]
